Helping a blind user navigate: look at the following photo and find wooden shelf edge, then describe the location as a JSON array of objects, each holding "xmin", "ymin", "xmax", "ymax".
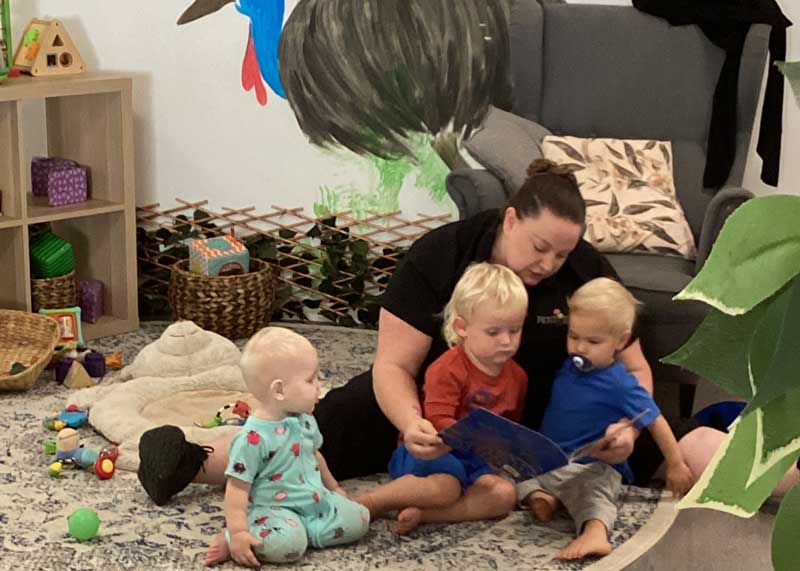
[
  {"xmin": 26, "ymin": 199, "xmax": 126, "ymax": 224},
  {"xmin": 83, "ymin": 316, "xmax": 140, "ymax": 341},
  {"xmin": 0, "ymin": 73, "xmax": 132, "ymax": 102},
  {"xmin": 0, "ymin": 216, "xmax": 23, "ymax": 230}
]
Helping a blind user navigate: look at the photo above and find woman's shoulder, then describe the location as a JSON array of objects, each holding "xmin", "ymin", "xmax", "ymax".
[{"xmin": 407, "ymin": 210, "xmax": 500, "ymax": 265}]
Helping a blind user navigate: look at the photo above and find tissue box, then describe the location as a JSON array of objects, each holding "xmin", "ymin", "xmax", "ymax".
[
  {"xmin": 31, "ymin": 156, "xmax": 89, "ymax": 207},
  {"xmin": 189, "ymin": 235, "xmax": 250, "ymax": 277},
  {"xmin": 79, "ymin": 280, "xmax": 104, "ymax": 323}
]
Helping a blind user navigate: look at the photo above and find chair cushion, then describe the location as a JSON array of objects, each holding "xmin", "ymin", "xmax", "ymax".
[
  {"xmin": 605, "ymin": 253, "xmax": 694, "ymax": 295},
  {"xmin": 543, "ymin": 136, "xmax": 697, "ymax": 259},
  {"xmin": 463, "ymin": 106, "xmax": 551, "ymax": 194}
]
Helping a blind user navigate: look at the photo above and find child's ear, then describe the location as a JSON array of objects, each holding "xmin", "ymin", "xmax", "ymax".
[
  {"xmin": 452, "ymin": 316, "xmax": 468, "ymax": 339},
  {"xmin": 270, "ymin": 379, "xmax": 285, "ymax": 401},
  {"xmin": 615, "ymin": 330, "xmax": 632, "ymax": 353}
]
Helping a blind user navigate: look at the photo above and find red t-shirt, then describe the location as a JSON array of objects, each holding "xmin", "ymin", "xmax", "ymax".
[{"xmin": 423, "ymin": 345, "xmax": 528, "ymax": 432}]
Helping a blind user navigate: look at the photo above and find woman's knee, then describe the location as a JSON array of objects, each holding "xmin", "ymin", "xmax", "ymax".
[{"xmin": 678, "ymin": 426, "xmax": 725, "ymax": 476}]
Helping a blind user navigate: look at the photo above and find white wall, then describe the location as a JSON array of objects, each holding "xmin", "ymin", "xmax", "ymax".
[
  {"xmin": 11, "ymin": 0, "xmax": 453, "ymax": 217},
  {"xmin": 573, "ymin": 0, "xmax": 799, "ymax": 196},
  {"xmin": 10, "ymin": 0, "xmax": 799, "ymax": 217}
]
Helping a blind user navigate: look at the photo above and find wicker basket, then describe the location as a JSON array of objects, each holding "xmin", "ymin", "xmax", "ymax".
[
  {"xmin": 31, "ymin": 270, "xmax": 78, "ymax": 312},
  {"xmin": 169, "ymin": 258, "xmax": 275, "ymax": 339},
  {"xmin": 0, "ymin": 310, "xmax": 61, "ymax": 391}
]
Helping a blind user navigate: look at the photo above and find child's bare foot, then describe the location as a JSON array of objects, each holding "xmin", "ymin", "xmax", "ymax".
[
  {"xmin": 528, "ymin": 491, "xmax": 559, "ymax": 523},
  {"xmin": 393, "ymin": 507, "xmax": 422, "ymax": 535},
  {"xmin": 557, "ymin": 520, "xmax": 611, "ymax": 560},
  {"xmin": 204, "ymin": 532, "xmax": 231, "ymax": 566}
]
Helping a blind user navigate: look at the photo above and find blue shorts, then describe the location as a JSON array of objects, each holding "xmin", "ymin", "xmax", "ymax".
[{"xmin": 388, "ymin": 443, "xmax": 494, "ymax": 489}]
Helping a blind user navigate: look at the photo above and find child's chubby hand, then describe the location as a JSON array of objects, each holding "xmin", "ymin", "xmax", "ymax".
[
  {"xmin": 229, "ymin": 530, "xmax": 262, "ymax": 567},
  {"xmin": 666, "ymin": 460, "xmax": 694, "ymax": 497}
]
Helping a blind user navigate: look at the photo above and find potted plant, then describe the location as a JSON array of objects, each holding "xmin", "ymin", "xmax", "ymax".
[{"xmin": 663, "ymin": 187, "xmax": 800, "ymax": 569}]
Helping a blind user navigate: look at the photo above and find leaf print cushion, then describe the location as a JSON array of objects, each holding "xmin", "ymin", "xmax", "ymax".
[{"xmin": 542, "ymin": 136, "xmax": 697, "ymax": 259}]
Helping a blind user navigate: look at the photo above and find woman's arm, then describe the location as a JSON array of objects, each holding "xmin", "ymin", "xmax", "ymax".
[
  {"xmin": 373, "ymin": 308, "xmax": 447, "ymax": 459},
  {"xmin": 618, "ymin": 340, "xmax": 653, "ymax": 394}
]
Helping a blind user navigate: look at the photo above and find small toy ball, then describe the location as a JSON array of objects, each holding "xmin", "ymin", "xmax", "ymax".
[{"xmin": 68, "ymin": 508, "xmax": 100, "ymax": 541}]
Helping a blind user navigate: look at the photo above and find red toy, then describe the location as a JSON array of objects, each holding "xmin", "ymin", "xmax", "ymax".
[{"xmin": 93, "ymin": 447, "xmax": 119, "ymax": 480}]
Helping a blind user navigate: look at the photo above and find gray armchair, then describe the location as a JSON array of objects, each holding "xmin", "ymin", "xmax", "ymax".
[{"xmin": 446, "ymin": 1, "xmax": 770, "ymax": 416}]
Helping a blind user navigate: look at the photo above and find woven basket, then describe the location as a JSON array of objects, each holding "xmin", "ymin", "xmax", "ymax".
[
  {"xmin": 169, "ymin": 258, "xmax": 275, "ymax": 339},
  {"xmin": 0, "ymin": 310, "xmax": 60, "ymax": 391},
  {"xmin": 31, "ymin": 270, "xmax": 78, "ymax": 312}
]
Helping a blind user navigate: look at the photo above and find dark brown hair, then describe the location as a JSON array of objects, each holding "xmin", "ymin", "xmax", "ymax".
[{"xmin": 506, "ymin": 159, "xmax": 585, "ymax": 225}]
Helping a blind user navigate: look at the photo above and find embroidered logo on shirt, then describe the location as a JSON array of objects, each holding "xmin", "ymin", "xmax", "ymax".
[
  {"xmin": 465, "ymin": 388, "xmax": 498, "ymax": 411},
  {"xmin": 536, "ymin": 308, "xmax": 568, "ymax": 326}
]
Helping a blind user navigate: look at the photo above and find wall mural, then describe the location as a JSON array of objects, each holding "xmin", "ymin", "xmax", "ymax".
[{"xmin": 176, "ymin": 0, "xmax": 511, "ymax": 217}]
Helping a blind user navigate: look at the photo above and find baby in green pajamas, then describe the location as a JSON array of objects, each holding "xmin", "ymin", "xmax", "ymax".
[{"xmin": 204, "ymin": 327, "xmax": 370, "ymax": 567}]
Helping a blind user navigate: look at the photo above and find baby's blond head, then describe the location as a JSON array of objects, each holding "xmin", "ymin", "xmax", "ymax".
[
  {"xmin": 442, "ymin": 262, "xmax": 528, "ymax": 347},
  {"xmin": 240, "ymin": 327, "xmax": 318, "ymax": 403},
  {"xmin": 568, "ymin": 277, "xmax": 641, "ymax": 338}
]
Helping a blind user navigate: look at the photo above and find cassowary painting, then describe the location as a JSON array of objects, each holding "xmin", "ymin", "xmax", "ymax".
[
  {"xmin": 178, "ymin": 0, "xmax": 512, "ymax": 169},
  {"xmin": 177, "ymin": 0, "xmax": 287, "ymax": 105}
]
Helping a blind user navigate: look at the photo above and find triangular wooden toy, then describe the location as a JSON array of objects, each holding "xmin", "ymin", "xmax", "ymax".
[
  {"xmin": 64, "ymin": 361, "xmax": 95, "ymax": 389},
  {"xmin": 13, "ymin": 18, "xmax": 85, "ymax": 76}
]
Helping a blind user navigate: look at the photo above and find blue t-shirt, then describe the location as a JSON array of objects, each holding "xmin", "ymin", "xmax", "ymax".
[{"xmin": 540, "ymin": 358, "xmax": 661, "ymax": 482}]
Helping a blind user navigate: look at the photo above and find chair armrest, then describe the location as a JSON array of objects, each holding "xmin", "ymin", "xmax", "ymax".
[
  {"xmin": 695, "ymin": 187, "xmax": 754, "ymax": 274},
  {"xmin": 446, "ymin": 169, "xmax": 509, "ymax": 220}
]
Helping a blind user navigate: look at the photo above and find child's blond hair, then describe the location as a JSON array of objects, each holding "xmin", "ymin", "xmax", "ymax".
[
  {"xmin": 567, "ymin": 278, "xmax": 641, "ymax": 338},
  {"xmin": 442, "ymin": 262, "xmax": 528, "ymax": 347}
]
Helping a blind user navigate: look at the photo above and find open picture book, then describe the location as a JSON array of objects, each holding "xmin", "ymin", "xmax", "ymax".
[{"xmin": 439, "ymin": 408, "xmax": 649, "ymax": 482}]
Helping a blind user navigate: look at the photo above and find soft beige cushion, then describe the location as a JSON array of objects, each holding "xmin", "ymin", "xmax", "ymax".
[{"xmin": 542, "ymin": 136, "xmax": 697, "ymax": 259}]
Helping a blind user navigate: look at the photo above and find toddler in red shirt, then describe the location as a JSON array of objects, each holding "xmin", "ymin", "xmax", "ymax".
[{"xmin": 357, "ymin": 262, "xmax": 528, "ymax": 534}]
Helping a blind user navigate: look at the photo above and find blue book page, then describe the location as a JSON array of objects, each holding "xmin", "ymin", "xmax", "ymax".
[{"xmin": 439, "ymin": 408, "xmax": 568, "ymax": 482}]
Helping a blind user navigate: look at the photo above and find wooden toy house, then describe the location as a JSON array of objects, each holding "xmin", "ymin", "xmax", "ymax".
[{"xmin": 14, "ymin": 19, "xmax": 85, "ymax": 76}]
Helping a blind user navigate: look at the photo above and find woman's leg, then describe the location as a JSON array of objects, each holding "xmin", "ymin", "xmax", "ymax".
[
  {"xmin": 394, "ymin": 474, "xmax": 516, "ymax": 534},
  {"xmin": 677, "ymin": 426, "xmax": 799, "ymax": 494}
]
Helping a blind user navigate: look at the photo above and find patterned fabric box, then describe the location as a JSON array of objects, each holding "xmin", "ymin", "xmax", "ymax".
[
  {"xmin": 189, "ymin": 235, "xmax": 250, "ymax": 277},
  {"xmin": 31, "ymin": 156, "xmax": 89, "ymax": 207},
  {"xmin": 79, "ymin": 279, "xmax": 104, "ymax": 323}
]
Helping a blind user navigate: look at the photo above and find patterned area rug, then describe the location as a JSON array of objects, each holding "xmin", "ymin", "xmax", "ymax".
[{"xmin": 0, "ymin": 322, "xmax": 675, "ymax": 570}]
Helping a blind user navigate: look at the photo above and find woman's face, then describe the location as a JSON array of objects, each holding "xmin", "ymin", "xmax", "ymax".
[{"xmin": 494, "ymin": 207, "xmax": 583, "ymax": 286}]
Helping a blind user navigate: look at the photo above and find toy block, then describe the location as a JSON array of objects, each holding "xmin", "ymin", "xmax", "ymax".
[
  {"xmin": 14, "ymin": 19, "xmax": 85, "ymax": 76},
  {"xmin": 79, "ymin": 280, "xmax": 104, "ymax": 323},
  {"xmin": 64, "ymin": 361, "xmax": 95, "ymax": 389},
  {"xmin": 31, "ymin": 157, "xmax": 89, "ymax": 207},
  {"xmin": 189, "ymin": 235, "xmax": 250, "ymax": 276}
]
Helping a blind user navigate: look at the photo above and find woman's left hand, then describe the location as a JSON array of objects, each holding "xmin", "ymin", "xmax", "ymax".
[{"xmin": 589, "ymin": 420, "xmax": 638, "ymax": 464}]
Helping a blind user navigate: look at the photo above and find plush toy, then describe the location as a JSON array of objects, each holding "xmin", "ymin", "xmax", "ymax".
[{"xmin": 43, "ymin": 404, "xmax": 88, "ymax": 431}]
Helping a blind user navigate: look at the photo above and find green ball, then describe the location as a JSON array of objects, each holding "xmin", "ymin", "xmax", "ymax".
[{"xmin": 67, "ymin": 508, "xmax": 100, "ymax": 541}]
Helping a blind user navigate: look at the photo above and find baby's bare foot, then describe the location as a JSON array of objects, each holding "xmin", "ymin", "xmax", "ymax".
[
  {"xmin": 557, "ymin": 520, "xmax": 611, "ymax": 560},
  {"xmin": 529, "ymin": 491, "xmax": 559, "ymax": 523},
  {"xmin": 393, "ymin": 507, "xmax": 422, "ymax": 535},
  {"xmin": 204, "ymin": 532, "xmax": 232, "ymax": 566}
]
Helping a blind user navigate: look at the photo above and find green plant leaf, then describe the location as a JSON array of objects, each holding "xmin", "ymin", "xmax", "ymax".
[
  {"xmin": 759, "ymin": 388, "xmax": 800, "ymax": 466},
  {"xmin": 662, "ymin": 304, "xmax": 768, "ymax": 400},
  {"xmin": 278, "ymin": 228, "xmax": 297, "ymax": 239},
  {"xmin": 675, "ymin": 195, "xmax": 800, "ymax": 315},
  {"xmin": 677, "ymin": 411, "xmax": 798, "ymax": 517},
  {"xmin": 743, "ymin": 279, "xmax": 800, "ymax": 412},
  {"xmin": 772, "ymin": 483, "xmax": 800, "ymax": 571}
]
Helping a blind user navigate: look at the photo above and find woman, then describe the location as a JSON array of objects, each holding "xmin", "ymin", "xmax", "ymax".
[{"xmin": 137, "ymin": 160, "xmax": 703, "ymax": 511}]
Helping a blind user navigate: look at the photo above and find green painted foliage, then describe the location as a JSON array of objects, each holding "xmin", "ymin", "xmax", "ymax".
[{"xmin": 772, "ymin": 482, "xmax": 800, "ymax": 571}]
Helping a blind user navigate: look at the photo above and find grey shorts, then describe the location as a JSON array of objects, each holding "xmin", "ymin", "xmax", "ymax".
[{"xmin": 517, "ymin": 462, "xmax": 623, "ymax": 535}]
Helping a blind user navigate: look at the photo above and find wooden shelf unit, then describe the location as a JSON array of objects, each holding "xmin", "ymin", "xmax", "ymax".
[{"xmin": 0, "ymin": 72, "xmax": 139, "ymax": 340}]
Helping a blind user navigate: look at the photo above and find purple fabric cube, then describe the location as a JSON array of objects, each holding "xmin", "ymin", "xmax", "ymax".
[
  {"xmin": 79, "ymin": 280, "xmax": 104, "ymax": 323},
  {"xmin": 83, "ymin": 351, "xmax": 106, "ymax": 378},
  {"xmin": 31, "ymin": 156, "xmax": 89, "ymax": 207}
]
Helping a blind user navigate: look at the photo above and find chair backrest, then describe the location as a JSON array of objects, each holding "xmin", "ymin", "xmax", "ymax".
[{"xmin": 508, "ymin": 1, "xmax": 769, "ymax": 240}]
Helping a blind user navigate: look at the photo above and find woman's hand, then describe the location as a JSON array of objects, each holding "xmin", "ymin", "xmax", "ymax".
[
  {"xmin": 589, "ymin": 420, "xmax": 638, "ymax": 464},
  {"xmin": 403, "ymin": 417, "xmax": 450, "ymax": 459},
  {"xmin": 228, "ymin": 530, "xmax": 262, "ymax": 567}
]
